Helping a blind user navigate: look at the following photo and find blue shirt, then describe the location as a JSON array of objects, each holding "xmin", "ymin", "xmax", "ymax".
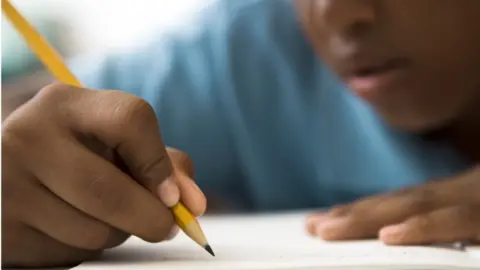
[{"xmin": 70, "ymin": 0, "xmax": 469, "ymax": 211}]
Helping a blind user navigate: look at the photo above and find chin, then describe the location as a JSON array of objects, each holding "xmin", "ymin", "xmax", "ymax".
[
  {"xmin": 384, "ymin": 117, "xmax": 443, "ymax": 133},
  {"xmin": 375, "ymin": 107, "xmax": 456, "ymax": 134}
]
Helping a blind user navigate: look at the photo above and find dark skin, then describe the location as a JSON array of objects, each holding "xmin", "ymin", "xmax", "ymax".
[
  {"xmin": 2, "ymin": 0, "xmax": 480, "ymax": 268},
  {"xmin": 296, "ymin": 0, "xmax": 480, "ymax": 132},
  {"xmin": 2, "ymin": 85, "xmax": 205, "ymax": 268},
  {"xmin": 296, "ymin": 0, "xmax": 480, "ymax": 244}
]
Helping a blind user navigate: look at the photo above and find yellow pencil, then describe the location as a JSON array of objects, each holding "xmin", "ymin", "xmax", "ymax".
[{"xmin": 2, "ymin": 0, "xmax": 214, "ymax": 257}]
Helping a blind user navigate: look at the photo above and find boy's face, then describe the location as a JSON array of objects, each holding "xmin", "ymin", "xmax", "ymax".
[{"xmin": 296, "ymin": 0, "xmax": 480, "ymax": 132}]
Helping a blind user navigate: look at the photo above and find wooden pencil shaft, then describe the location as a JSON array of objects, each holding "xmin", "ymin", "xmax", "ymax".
[
  {"xmin": 181, "ymin": 221, "xmax": 209, "ymax": 247},
  {"xmin": 2, "ymin": 0, "xmax": 81, "ymax": 86}
]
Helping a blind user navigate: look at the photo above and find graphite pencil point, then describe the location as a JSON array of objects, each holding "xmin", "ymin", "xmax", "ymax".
[{"xmin": 204, "ymin": 244, "xmax": 215, "ymax": 256}]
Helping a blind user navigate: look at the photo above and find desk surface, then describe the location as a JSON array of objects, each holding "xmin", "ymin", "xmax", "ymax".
[{"xmin": 75, "ymin": 212, "xmax": 480, "ymax": 270}]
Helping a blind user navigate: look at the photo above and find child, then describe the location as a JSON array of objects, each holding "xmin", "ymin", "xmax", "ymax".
[{"xmin": 2, "ymin": 0, "xmax": 479, "ymax": 268}]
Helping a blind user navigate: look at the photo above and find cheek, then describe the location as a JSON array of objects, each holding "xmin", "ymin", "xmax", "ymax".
[
  {"xmin": 400, "ymin": 3, "xmax": 480, "ymax": 87},
  {"xmin": 413, "ymin": 25, "xmax": 480, "ymax": 110}
]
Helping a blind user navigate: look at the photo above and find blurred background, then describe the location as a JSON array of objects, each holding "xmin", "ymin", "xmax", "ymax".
[{"xmin": 2, "ymin": 0, "xmax": 209, "ymax": 118}]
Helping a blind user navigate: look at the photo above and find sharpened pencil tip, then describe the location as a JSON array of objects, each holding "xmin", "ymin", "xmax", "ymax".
[{"xmin": 204, "ymin": 244, "xmax": 215, "ymax": 256}]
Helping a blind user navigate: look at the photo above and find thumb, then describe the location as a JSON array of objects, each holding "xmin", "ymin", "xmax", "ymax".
[{"xmin": 167, "ymin": 148, "xmax": 207, "ymax": 216}]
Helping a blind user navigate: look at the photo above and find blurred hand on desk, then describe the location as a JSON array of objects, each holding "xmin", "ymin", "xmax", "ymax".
[
  {"xmin": 307, "ymin": 167, "xmax": 480, "ymax": 245},
  {"xmin": 2, "ymin": 83, "xmax": 206, "ymax": 268}
]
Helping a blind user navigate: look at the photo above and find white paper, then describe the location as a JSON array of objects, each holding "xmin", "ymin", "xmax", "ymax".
[{"xmin": 75, "ymin": 212, "xmax": 480, "ymax": 270}]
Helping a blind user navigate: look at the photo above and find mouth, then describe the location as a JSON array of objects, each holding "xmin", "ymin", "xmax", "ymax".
[
  {"xmin": 354, "ymin": 59, "xmax": 405, "ymax": 76},
  {"xmin": 343, "ymin": 58, "xmax": 410, "ymax": 101}
]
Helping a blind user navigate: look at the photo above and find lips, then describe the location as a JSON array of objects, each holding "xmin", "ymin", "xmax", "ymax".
[
  {"xmin": 340, "ymin": 57, "xmax": 410, "ymax": 102},
  {"xmin": 352, "ymin": 59, "xmax": 406, "ymax": 77}
]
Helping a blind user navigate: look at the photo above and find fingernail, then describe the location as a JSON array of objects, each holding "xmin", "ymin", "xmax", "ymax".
[
  {"xmin": 307, "ymin": 214, "xmax": 329, "ymax": 224},
  {"xmin": 379, "ymin": 224, "xmax": 409, "ymax": 243},
  {"xmin": 315, "ymin": 218, "xmax": 350, "ymax": 239},
  {"xmin": 306, "ymin": 215, "xmax": 328, "ymax": 236},
  {"xmin": 157, "ymin": 176, "xmax": 180, "ymax": 207},
  {"xmin": 165, "ymin": 225, "xmax": 180, "ymax": 241}
]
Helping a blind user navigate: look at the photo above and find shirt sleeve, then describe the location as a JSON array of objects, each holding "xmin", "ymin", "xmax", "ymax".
[{"xmin": 67, "ymin": 1, "xmax": 248, "ymax": 210}]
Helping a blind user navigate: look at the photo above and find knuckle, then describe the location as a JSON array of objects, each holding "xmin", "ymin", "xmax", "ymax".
[
  {"xmin": 2, "ymin": 133, "xmax": 44, "ymax": 186},
  {"xmin": 328, "ymin": 204, "xmax": 352, "ymax": 217},
  {"xmin": 167, "ymin": 148, "xmax": 194, "ymax": 176},
  {"xmin": 86, "ymin": 173, "xmax": 130, "ymax": 220},
  {"xmin": 3, "ymin": 118, "xmax": 47, "ymax": 149},
  {"xmin": 2, "ymin": 126, "xmax": 26, "ymax": 155},
  {"xmin": 405, "ymin": 189, "xmax": 437, "ymax": 212},
  {"xmin": 111, "ymin": 95, "xmax": 157, "ymax": 130},
  {"xmin": 3, "ymin": 107, "xmax": 45, "ymax": 146},
  {"xmin": 35, "ymin": 83, "xmax": 78, "ymax": 104},
  {"xmin": 25, "ymin": 83, "xmax": 85, "ymax": 125}
]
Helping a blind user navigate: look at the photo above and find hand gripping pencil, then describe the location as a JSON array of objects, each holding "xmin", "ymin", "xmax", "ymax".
[{"xmin": 2, "ymin": 0, "xmax": 214, "ymax": 256}]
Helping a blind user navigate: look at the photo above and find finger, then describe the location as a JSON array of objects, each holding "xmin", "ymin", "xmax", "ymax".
[
  {"xmin": 175, "ymin": 170, "xmax": 207, "ymax": 216},
  {"xmin": 305, "ymin": 206, "xmax": 351, "ymax": 236},
  {"xmin": 305, "ymin": 212, "xmax": 329, "ymax": 236},
  {"xmin": 379, "ymin": 204, "xmax": 480, "ymax": 245},
  {"xmin": 167, "ymin": 147, "xmax": 195, "ymax": 176},
  {"xmin": 168, "ymin": 148, "xmax": 206, "ymax": 216},
  {"xmin": 165, "ymin": 225, "xmax": 180, "ymax": 241},
  {"xmin": 31, "ymin": 138, "xmax": 175, "ymax": 243},
  {"xmin": 313, "ymin": 184, "xmax": 462, "ymax": 240},
  {"xmin": 2, "ymin": 221, "xmax": 98, "ymax": 268},
  {"xmin": 311, "ymin": 202, "xmax": 381, "ymax": 240},
  {"xmin": 312, "ymin": 169, "xmax": 480, "ymax": 241},
  {"xmin": 65, "ymin": 89, "xmax": 180, "ymax": 206},
  {"xmin": 17, "ymin": 179, "xmax": 128, "ymax": 250}
]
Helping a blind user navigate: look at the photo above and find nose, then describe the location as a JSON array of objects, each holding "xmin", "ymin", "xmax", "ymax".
[{"xmin": 315, "ymin": 0, "xmax": 376, "ymax": 38}]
